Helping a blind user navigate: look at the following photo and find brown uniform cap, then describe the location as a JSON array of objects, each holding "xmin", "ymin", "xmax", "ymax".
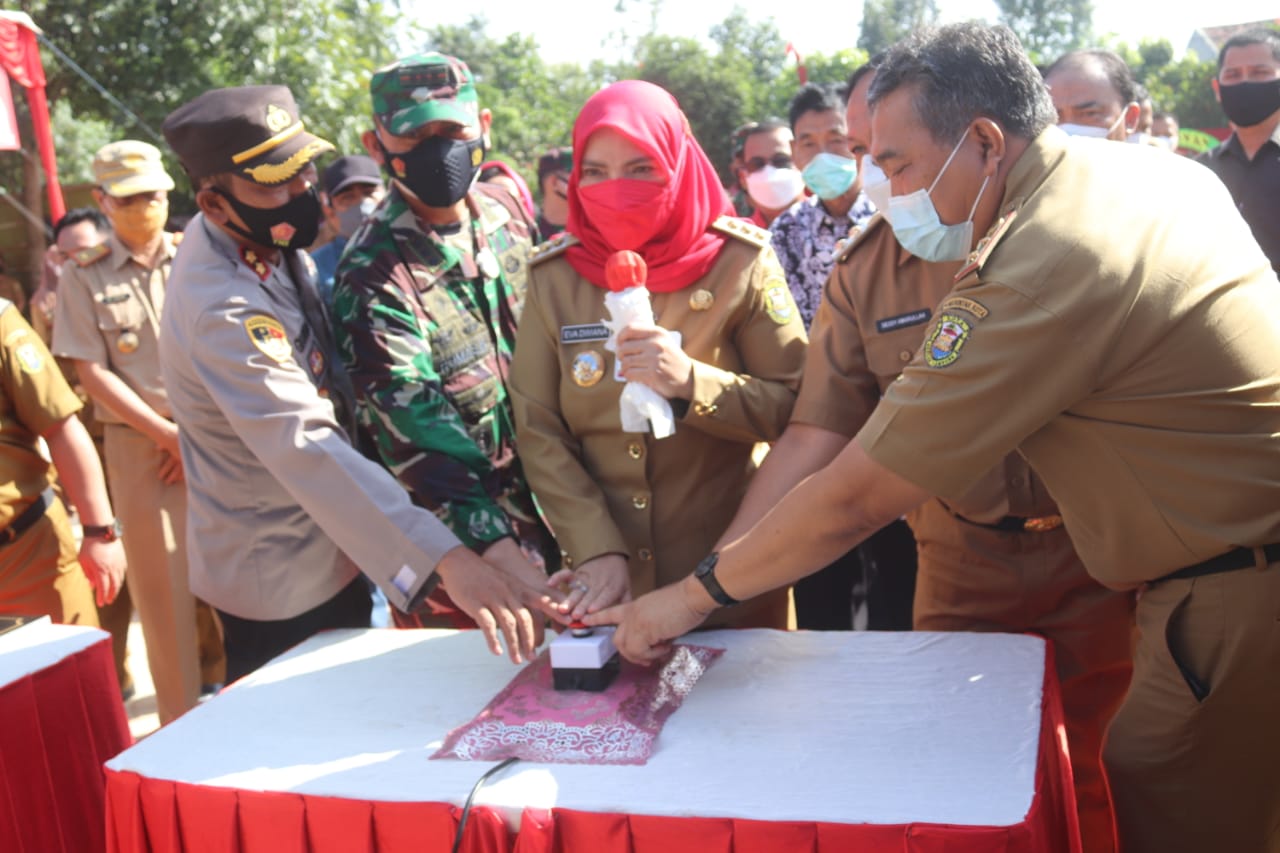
[{"xmin": 162, "ymin": 85, "xmax": 334, "ymax": 186}]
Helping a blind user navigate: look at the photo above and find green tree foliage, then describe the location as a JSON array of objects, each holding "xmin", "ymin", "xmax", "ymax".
[
  {"xmin": 995, "ymin": 0, "xmax": 1093, "ymax": 64},
  {"xmin": 857, "ymin": 0, "xmax": 940, "ymax": 56},
  {"xmin": 1110, "ymin": 38, "xmax": 1222, "ymax": 129}
]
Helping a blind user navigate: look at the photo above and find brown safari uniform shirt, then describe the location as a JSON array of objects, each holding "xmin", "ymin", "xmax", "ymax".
[
  {"xmin": 511, "ymin": 218, "xmax": 807, "ymax": 628},
  {"xmin": 855, "ymin": 127, "xmax": 1280, "ymax": 852}
]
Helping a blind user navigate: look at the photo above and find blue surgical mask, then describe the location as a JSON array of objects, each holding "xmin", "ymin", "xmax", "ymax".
[
  {"xmin": 884, "ymin": 127, "xmax": 989, "ymax": 263},
  {"xmin": 800, "ymin": 152, "xmax": 858, "ymax": 200},
  {"xmin": 336, "ymin": 196, "xmax": 379, "ymax": 239},
  {"xmin": 861, "ymin": 156, "xmax": 891, "ymax": 211}
]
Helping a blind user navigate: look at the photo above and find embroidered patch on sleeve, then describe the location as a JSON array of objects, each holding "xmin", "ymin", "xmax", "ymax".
[
  {"xmin": 244, "ymin": 315, "xmax": 292, "ymax": 363},
  {"xmin": 763, "ymin": 280, "xmax": 795, "ymax": 325},
  {"xmin": 15, "ymin": 341, "xmax": 44, "ymax": 374},
  {"xmin": 937, "ymin": 296, "xmax": 989, "ymax": 320},
  {"xmin": 924, "ymin": 314, "xmax": 971, "ymax": 368}
]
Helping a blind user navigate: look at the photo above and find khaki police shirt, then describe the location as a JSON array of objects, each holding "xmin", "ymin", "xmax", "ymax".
[
  {"xmin": 160, "ymin": 214, "xmax": 462, "ymax": 620},
  {"xmin": 0, "ymin": 301, "xmax": 82, "ymax": 526},
  {"xmin": 51, "ymin": 234, "xmax": 177, "ymax": 422},
  {"xmin": 796, "ymin": 215, "xmax": 1057, "ymax": 523},
  {"xmin": 510, "ymin": 219, "xmax": 807, "ymax": 596},
  {"xmin": 858, "ymin": 127, "xmax": 1280, "ymax": 588}
]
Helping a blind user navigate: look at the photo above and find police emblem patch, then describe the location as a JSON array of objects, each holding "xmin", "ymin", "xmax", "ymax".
[
  {"xmin": 270, "ymin": 221, "xmax": 296, "ymax": 247},
  {"xmin": 924, "ymin": 314, "xmax": 971, "ymax": 368},
  {"xmin": 763, "ymin": 280, "xmax": 794, "ymax": 325},
  {"xmin": 15, "ymin": 342, "xmax": 44, "ymax": 374},
  {"xmin": 244, "ymin": 316, "xmax": 292, "ymax": 362}
]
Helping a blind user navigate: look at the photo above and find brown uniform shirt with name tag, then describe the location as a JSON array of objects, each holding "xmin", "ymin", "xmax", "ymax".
[
  {"xmin": 511, "ymin": 218, "xmax": 807, "ymax": 626},
  {"xmin": 795, "ymin": 214, "xmax": 1058, "ymax": 524},
  {"xmin": 51, "ymin": 234, "xmax": 178, "ymax": 422},
  {"xmin": 857, "ymin": 127, "xmax": 1280, "ymax": 589}
]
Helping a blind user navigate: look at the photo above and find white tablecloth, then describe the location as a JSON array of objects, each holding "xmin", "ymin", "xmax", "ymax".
[
  {"xmin": 107, "ymin": 628, "xmax": 1046, "ymax": 828},
  {"xmin": 0, "ymin": 616, "xmax": 106, "ymax": 685}
]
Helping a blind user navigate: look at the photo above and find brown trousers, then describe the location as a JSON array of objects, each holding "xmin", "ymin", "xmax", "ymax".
[
  {"xmin": 1103, "ymin": 563, "xmax": 1280, "ymax": 852},
  {"xmin": 104, "ymin": 423, "xmax": 201, "ymax": 724},
  {"xmin": 0, "ymin": 497, "xmax": 98, "ymax": 626},
  {"xmin": 910, "ymin": 500, "xmax": 1135, "ymax": 853}
]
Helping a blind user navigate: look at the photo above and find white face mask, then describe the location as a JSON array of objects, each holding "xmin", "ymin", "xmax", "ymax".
[
  {"xmin": 745, "ymin": 165, "xmax": 805, "ymax": 211},
  {"xmin": 883, "ymin": 126, "xmax": 989, "ymax": 263},
  {"xmin": 861, "ymin": 156, "xmax": 891, "ymax": 212},
  {"xmin": 1153, "ymin": 134, "xmax": 1177, "ymax": 151},
  {"xmin": 1060, "ymin": 108, "xmax": 1128, "ymax": 140}
]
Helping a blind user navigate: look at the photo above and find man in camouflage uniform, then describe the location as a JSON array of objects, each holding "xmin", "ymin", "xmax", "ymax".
[{"xmin": 334, "ymin": 52, "xmax": 553, "ymax": 628}]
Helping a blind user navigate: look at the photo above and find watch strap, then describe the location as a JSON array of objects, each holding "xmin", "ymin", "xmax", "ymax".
[
  {"xmin": 82, "ymin": 519, "xmax": 122, "ymax": 541},
  {"xmin": 694, "ymin": 551, "xmax": 738, "ymax": 607}
]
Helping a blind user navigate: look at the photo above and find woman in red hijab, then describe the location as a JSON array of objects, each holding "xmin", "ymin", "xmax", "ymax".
[{"xmin": 510, "ymin": 80, "xmax": 807, "ymax": 631}]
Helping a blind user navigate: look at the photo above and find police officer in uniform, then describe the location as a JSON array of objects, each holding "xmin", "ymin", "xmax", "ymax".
[
  {"xmin": 333, "ymin": 53, "xmax": 554, "ymax": 630},
  {"xmin": 719, "ymin": 61, "xmax": 1135, "ymax": 851},
  {"xmin": 0, "ymin": 299, "xmax": 125, "ymax": 624},
  {"xmin": 598, "ymin": 24, "xmax": 1280, "ymax": 853},
  {"xmin": 160, "ymin": 85, "xmax": 560, "ymax": 680},
  {"xmin": 510, "ymin": 80, "xmax": 806, "ymax": 629}
]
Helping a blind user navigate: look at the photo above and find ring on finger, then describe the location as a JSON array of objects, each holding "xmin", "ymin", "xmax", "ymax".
[{"xmin": 572, "ymin": 581, "xmax": 589, "ymax": 593}]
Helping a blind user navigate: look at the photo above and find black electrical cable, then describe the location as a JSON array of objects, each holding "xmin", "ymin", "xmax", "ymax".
[{"xmin": 450, "ymin": 756, "xmax": 521, "ymax": 853}]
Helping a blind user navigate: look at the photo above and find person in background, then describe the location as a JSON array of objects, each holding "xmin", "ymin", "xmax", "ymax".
[
  {"xmin": 726, "ymin": 124, "xmax": 756, "ymax": 219},
  {"xmin": 333, "ymin": 52, "xmax": 555, "ymax": 630},
  {"xmin": 312, "ymin": 155, "xmax": 386, "ymax": 306},
  {"xmin": 160, "ymin": 84, "xmax": 559, "ymax": 680},
  {"xmin": 1197, "ymin": 28, "xmax": 1280, "ymax": 273},
  {"xmin": 479, "ymin": 160, "xmax": 538, "ymax": 222},
  {"xmin": 1151, "ymin": 110, "xmax": 1180, "ymax": 151},
  {"xmin": 735, "ymin": 118, "xmax": 803, "ymax": 228},
  {"xmin": 534, "ymin": 147, "xmax": 572, "ymax": 241},
  {"xmin": 1130, "ymin": 84, "xmax": 1155, "ymax": 144},
  {"xmin": 511, "ymin": 80, "xmax": 806, "ymax": 631},
  {"xmin": 1043, "ymin": 49, "xmax": 1140, "ymax": 142}
]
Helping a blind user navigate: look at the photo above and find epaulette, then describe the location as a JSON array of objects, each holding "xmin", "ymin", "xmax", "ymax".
[
  {"xmin": 835, "ymin": 213, "xmax": 886, "ymax": 263},
  {"xmin": 529, "ymin": 232, "xmax": 580, "ymax": 265},
  {"xmin": 953, "ymin": 202, "xmax": 1021, "ymax": 283},
  {"xmin": 72, "ymin": 243, "xmax": 111, "ymax": 268},
  {"xmin": 711, "ymin": 215, "xmax": 771, "ymax": 248},
  {"xmin": 240, "ymin": 246, "xmax": 270, "ymax": 281}
]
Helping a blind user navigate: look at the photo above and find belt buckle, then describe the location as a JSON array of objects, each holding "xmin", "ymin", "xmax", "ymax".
[{"xmin": 1022, "ymin": 515, "xmax": 1063, "ymax": 533}]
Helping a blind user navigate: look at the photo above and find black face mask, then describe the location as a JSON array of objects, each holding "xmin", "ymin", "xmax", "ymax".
[
  {"xmin": 214, "ymin": 185, "xmax": 322, "ymax": 251},
  {"xmin": 1219, "ymin": 78, "xmax": 1280, "ymax": 128},
  {"xmin": 381, "ymin": 134, "xmax": 484, "ymax": 208}
]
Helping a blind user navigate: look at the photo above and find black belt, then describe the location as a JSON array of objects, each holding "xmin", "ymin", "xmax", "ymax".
[
  {"xmin": 955, "ymin": 513, "xmax": 1064, "ymax": 533},
  {"xmin": 1158, "ymin": 543, "xmax": 1280, "ymax": 583},
  {"xmin": 1, "ymin": 487, "xmax": 55, "ymax": 546}
]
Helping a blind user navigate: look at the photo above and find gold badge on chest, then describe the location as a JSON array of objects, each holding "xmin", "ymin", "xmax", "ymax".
[
  {"xmin": 571, "ymin": 350, "xmax": 605, "ymax": 387},
  {"xmin": 689, "ymin": 289, "xmax": 714, "ymax": 311},
  {"xmin": 116, "ymin": 331, "xmax": 140, "ymax": 354}
]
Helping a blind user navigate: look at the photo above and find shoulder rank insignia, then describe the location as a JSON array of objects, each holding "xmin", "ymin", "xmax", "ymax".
[
  {"xmin": 72, "ymin": 243, "xmax": 111, "ymax": 268},
  {"xmin": 529, "ymin": 232, "xmax": 580, "ymax": 266},
  {"xmin": 244, "ymin": 315, "xmax": 291, "ymax": 362},
  {"xmin": 836, "ymin": 213, "xmax": 886, "ymax": 263},
  {"xmin": 954, "ymin": 204, "xmax": 1020, "ymax": 283},
  {"xmin": 240, "ymin": 247, "xmax": 271, "ymax": 282},
  {"xmin": 711, "ymin": 215, "xmax": 771, "ymax": 249}
]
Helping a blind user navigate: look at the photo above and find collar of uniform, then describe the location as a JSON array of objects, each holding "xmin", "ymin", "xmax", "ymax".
[
  {"xmin": 199, "ymin": 212, "xmax": 276, "ymax": 281},
  {"xmin": 381, "ymin": 186, "xmax": 457, "ymax": 285},
  {"xmin": 1221, "ymin": 120, "xmax": 1280, "ymax": 160},
  {"xmin": 471, "ymin": 189, "xmax": 511, "ymax": 236},
  {"xmin": 108, "ymin": 232, "xmax": 170, "ymax": 272}
]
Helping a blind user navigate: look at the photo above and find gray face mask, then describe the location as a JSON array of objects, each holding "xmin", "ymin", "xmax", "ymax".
[{"xmin": 336, "ymin": 196, "xmax": 379, "ymax": 239}]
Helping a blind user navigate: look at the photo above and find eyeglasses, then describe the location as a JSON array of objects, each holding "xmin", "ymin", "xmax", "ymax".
[{"xmin": 743, "ymin": 153, "xmax": 794, "ymax": 174}]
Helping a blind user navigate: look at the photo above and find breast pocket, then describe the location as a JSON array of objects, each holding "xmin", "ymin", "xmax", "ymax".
[
  {"xmin": 94, "ymin": 286, "xmax": 148, "ymax": 359},
  {"xmin": 864, "ymin": 329, "xmax": 924, "ymax": 391}
]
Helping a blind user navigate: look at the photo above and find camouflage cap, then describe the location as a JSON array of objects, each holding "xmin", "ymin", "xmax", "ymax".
[{"xmin": 370, "ymin": 52, "xmax": 480, "ymax": 137}]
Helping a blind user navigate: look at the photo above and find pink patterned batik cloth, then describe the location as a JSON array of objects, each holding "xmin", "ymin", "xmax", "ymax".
[{"xmin": 432, "ymin": 644, "xmax": 723, "ymax": 765}]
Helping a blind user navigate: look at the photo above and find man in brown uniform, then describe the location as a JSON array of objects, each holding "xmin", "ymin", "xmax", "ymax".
[
  {"xmin": 718, "ymin": 60, "xmax": 1134, "ymax": 850},
  {"xmin": 53, "ymin": 141, "xmax": 219, "ymax": 723},
  {"xmin": 599, "ymin": 23, "xmax": 1280, "ymax": 853},
  {"xmin": 0, "ymin": 299, "xmax": 125, "ymax": 623}
]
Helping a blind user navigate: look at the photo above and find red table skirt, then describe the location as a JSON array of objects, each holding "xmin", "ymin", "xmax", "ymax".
[
  {"xmin": 104, "ymin": 651, "xmax": 1079, "ymax": 853},
  {"xmin": 0, "ymin": 634, "xmax": 131, "ymax": 852}
]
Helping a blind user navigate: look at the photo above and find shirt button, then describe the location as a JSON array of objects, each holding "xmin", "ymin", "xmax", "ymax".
[
  {"xmin": 899, "ymin": 350, "xmax": 912, "ymax": 362},
  {"xmin": 638, "ymin": 548, "xmax": 653, "ymax": 561},
  {"xmin": 627, "ymin": 442, "xmax": 644, "ymax": 460},
  {"xmin": 632, "ymin": 494, "xmax": 649, "ymax": 510}
]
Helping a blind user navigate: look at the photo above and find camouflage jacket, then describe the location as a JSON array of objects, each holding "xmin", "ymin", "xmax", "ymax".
[{"xmin": 332, "ymin": 183, "xmax": 540, "ymax": 552}]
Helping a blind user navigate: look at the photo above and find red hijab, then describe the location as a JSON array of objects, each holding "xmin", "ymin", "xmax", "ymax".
[{"xmin": 566, "ymin": 80, "xmax": 734, "ymax": 293}]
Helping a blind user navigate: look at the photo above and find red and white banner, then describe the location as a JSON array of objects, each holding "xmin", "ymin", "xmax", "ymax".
[{"xmin": 0, "ymin": 67, "xmax": 20, "ymax": 150}]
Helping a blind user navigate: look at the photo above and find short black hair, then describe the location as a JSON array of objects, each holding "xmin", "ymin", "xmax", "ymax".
[
  {"xmin": 870, "ymin": 23, "xmax": 1056, "ymax": 146},
  {"xmin": 846, "ymin": 53, "xmax": 885, "ymax": 100},
  {"xmin": 1044, "ymin": 49, "xmax": 1140, "ymax": 106},
  {"xmin": 787, "ymin": 83, "xmax": 845, "ymax": 130},
  {"xmin": 53, "ymin": 208, "xmax": 110, "ymax": 242},
  {"xmin": 1218, "ymin": 28, "xmax": 1280, "ymax": 72}
]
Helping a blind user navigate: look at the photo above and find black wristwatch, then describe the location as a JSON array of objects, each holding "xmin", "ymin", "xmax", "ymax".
[
  {"xmin": 82, "ymin": 519, "xmax": 123, "ymax": 542},
  {"xmin": 693, "ymin": 551, "xmax": 738, "ymax": 607}
]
